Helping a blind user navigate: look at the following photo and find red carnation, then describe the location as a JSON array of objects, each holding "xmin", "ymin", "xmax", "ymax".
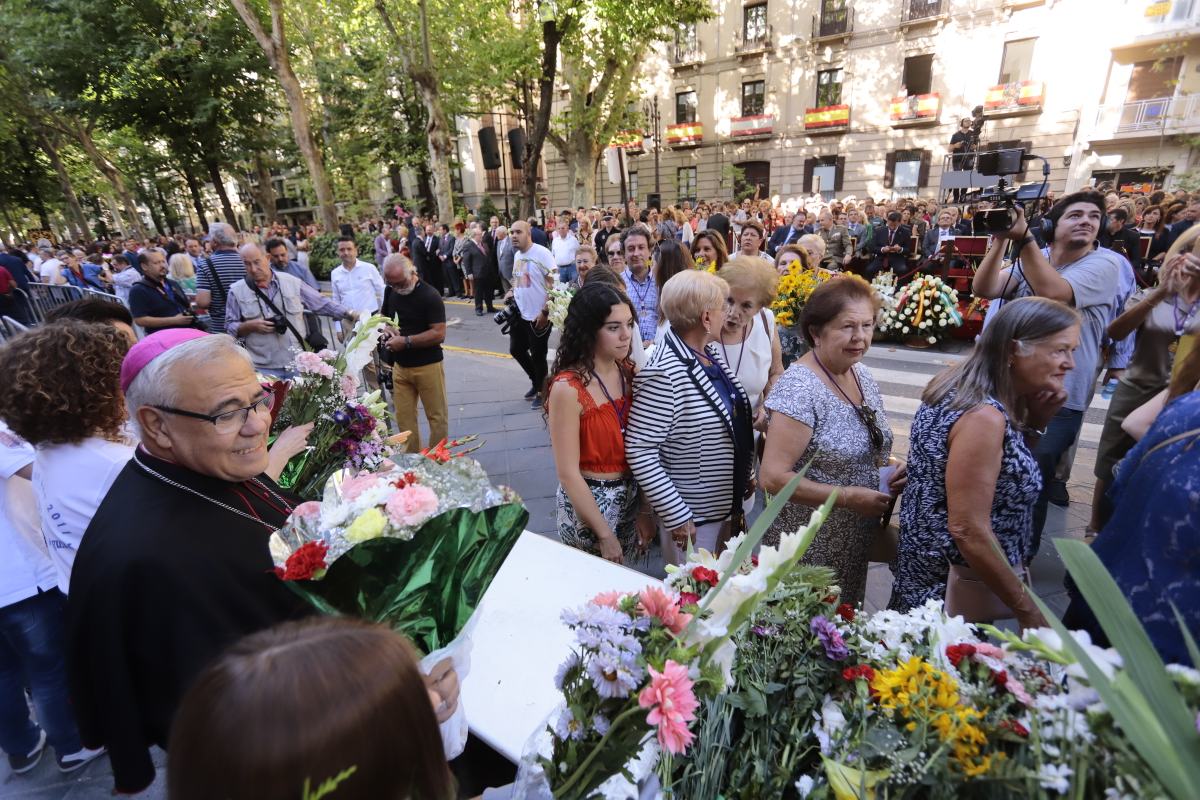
[
  {"xmin": 1000, "ymin": 718, "xmax": 1029, "ymax": 737},
  {"xmin": 750, "ymin": 555, "xmax": 759, "ymax": 567},
  {"xmin": 692, "ymin": 567, "xmax": 720, "ymax": 587},
  {"xmin": 679, "ymin": 591, "xmax": 700, "ymax": 606},
  {"xmin": 842, "ymin": 664, "xmax": 876, "ymax": 682},
  {"xmin": 991, "ymin": 668, "xmax": 1008, "ymax": 688},
  {"xmin": 836, "ymin": 603, "xmax": 855, "ymax": 622},
  {"xmin": 274, "ymin": 541, "xmax": 329, "ymax": 581},
  {"xmin": 946, "ymin": 643, "xmax": 977, "ymax": 668}
]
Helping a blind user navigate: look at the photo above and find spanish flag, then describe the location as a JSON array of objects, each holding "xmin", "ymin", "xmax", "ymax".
[{"xmin": 804, "ymin": 105, "xmax": 850, "ymax": 130}]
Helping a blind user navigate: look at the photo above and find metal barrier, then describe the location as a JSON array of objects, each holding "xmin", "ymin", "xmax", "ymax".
[
  {"xmin": 0, "ymin": 315, "xmax": 29, "ymax": 341},
  {"xmin": 25, "ymin": 283, "xmax": 85, "ymax": 320}
]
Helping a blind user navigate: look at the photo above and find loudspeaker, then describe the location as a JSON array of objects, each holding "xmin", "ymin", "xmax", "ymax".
[
  {"xmin": 478, "ymin": 126, "xmax": 502, "ymax": 170},
  {"xmin": 647, "ymin": 192, "xmax": 662, "ymax": 211},
  {"xmin": 507, "ymin": 128, "xmax": 527, "ymax": 167}
]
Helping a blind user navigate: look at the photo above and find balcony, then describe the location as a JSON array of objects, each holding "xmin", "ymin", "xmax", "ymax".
[
  {"xmin": 729, "ymin": 114, "xmax": 775, "ymax": 140},
  {"xmin": 900, "ymin": 0, "xmax": 946, "ymax": 25},
  {"xmin": 812, "ymin": 5, "xmax": 853, "ymax": 41},
  {"xmin": 665, "ymin": 122, "xmax": 703, "ymax": 148},
  {"xmin": 889, "ymin": 93, "xmax": 941, "ymax": 126},
  {"xmin": 1092, "ymin": 93, "xmax": 1200, "ymax": 139},
  {"xmin": 671, "ymin": 45, "xmax": 702, "ymax": 68},
  {"xmin": 803, "ymin": 105, "xmax": 851, "ymax": 134},
  {"xmin": 1112, "ymin": 0, "xmax": 1200, "ymax": 52},
  {"xmin": 982, "ymin": 80, "xmax": 1045, "ymax": 117},
  {"xmin": 610, "ymin": 129, "xmax": 645, "ymax": 155},
  {"xmin": 734, "ymin": 24, "xmax": 774, "ymax": 56}
]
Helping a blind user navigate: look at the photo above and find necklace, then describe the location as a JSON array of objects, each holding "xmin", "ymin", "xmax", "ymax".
[
  {"xmin": 133, "ymin": 452, "xmax": 294, "ymax": 532},
  {"xmin": 719, "ymin": 318, "xmax": 751, "ymax": 376},
  {"xmin": 591, "ymin": 366, "xmax": 629, "ymax": 433}
]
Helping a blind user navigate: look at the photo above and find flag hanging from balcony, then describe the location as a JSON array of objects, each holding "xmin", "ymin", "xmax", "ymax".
[
  {"xmin": 730, "ymin": 115, "xmax": 775, "ymax": 138},
  {"xmin": 984, "ymin": 81, "xmax": 1045, "ymax": 112},
  {"xmin": 804, "ymin": 105, "xmax": 850, "ymax": 130},
  {"xmin": 889, "ymin": 94, "xmax": 941, "ymax": 122},
  {"xmin": 666, "ymin": 122, "xmax": 704, "ymax": 145}
]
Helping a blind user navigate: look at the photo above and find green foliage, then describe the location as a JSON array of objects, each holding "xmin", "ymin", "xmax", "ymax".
[
  {"xmin": 307, "ymin": 232, "xmax": 377, "ymax": 279},
  {"xmin": 476, "ymin": 196, "xmax": 502, "ymax": 223}
]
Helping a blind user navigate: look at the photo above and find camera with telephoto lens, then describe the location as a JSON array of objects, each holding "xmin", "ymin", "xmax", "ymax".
[
  {"xmin": 493, "ymin": 297, "xmax": 519, "ymax": 335},
  {"xmin": 268, "ymin": 315, "xmax": 288, "ymax": 334}
]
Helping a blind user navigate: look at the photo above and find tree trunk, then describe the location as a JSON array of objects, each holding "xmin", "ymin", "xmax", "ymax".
[
  {"xmin": 253, "ymin": 153, "xmax": 278, "ymax": 222},
  {"xmin": 104, "ymin": 194, "xmax": 127, "ymax": 237},
  {"xmin": 416, "ymin": 163, "xmax": 435, "ymax": 213},
  {"xmin": 387, "ymin": 163, "xmax": 404, "ymax": 199},
  {"xmin": 205, "ymin": 156, "xmax": 238, "ymax": 226},
  {"xmin": 563, "ymin": 132, "xmax": 601, "ymax": 208},
  {"xmin": 519, "ymin": 19, "xmax": 565, "ymax": 219},
  {"xmin": 36, "ymin": 130, "xmax": 90, "ymax": 241},
  {"xmin": 143, "ymin": 183, "xmax": 166, "ymax": 236},
  {"xmin": 229, "ymin": 0, "xmax": 339, "ymax": 232},
  {"xmin": 0, "ymin": 200, "xmax": 22, "ymax": 243},
  {"xmin": 16, "ymin": 134, "xmax": 52, "ymax": 232},
  {"xmin": 181, "ymin": 163, "xmax": 209, "ymax": 232},
  {"xmin": 65, "ymin": 122, "xmax": 147, "ymax": 239},
  {"xmin": 156, "ymin": 182, "xmax": 180, "ymax": 233}
]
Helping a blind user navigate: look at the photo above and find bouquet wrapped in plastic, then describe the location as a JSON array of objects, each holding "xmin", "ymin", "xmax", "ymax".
[{"xmin": 269, "ymin": 441, "xmax": 525, "ymax": 759}]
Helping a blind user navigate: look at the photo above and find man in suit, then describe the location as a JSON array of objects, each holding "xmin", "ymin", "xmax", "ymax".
[
  {"xmin": 767, "ymin": 211, "xmax": 808, "ymax": 256},
  {"xmin": 460, "ymin": 224, "xmax": 495, "ymax": 316},
  {"xmin": 867, "ymin": 211, "xmax": 910, "ymax": 277},
  {"xmin": 482, "ymin": 218, "xmax": 503, "ymax": 302},
  {"xmin": 412, "ymin": 223, "xmax": 445, "ymax": 296},
  {"xmin": 435, "ymin": 223, "xmax": 461, "ymax": 298},
  {"xmin": 494, "ymin": 225, "xmax": 514, "ymax": 292},
  {"xmin": 922, "ymin": 209, "xmax": 958, "ymax": 260}
]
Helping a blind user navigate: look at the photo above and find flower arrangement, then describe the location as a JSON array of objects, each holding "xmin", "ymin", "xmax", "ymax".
[
  {"xmin": 876, "ymin": 274, "xmax": 962, "ymax": 344},
  {"xmin": 548, "ymin": 282, "xmax": 576, "ymax": 330},
  {"xmin": 770, "ymin": 261, "xmax": 833, "ymax": 329},
  {"xmin": 694, "ymin": 255, "xmax": 718, "ymax": 274}
]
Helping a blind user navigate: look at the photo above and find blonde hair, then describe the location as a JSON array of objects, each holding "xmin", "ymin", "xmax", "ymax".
[
  {"xmin": 168, "ymin": 252, "xmax": 195, "ymax": 281},
  {"xmin": 718, "ymin": 255, "xmax": 779, "ymax": 308},
  {"xmin": 798, "ymin": 233, "xmax": 826, "ymax": 259},
  {"xmin": 660, "ymin": 270, "xmax": 728, "ymax": 331}
]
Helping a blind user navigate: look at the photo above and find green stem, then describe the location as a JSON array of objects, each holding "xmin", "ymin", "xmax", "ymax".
[{"xmin": 554, "ymin": 704, "xmax": 646, "ymax": 798}]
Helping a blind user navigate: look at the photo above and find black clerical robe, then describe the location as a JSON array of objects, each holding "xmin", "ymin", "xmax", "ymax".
[{"xmin": 65, "ymin": 450, "xmax": 309, "ymax": 793}]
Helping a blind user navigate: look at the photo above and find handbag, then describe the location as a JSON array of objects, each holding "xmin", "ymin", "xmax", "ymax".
[{"xmin": 945, "ymin": 563, "xmax": 1031, "ymax": 622}]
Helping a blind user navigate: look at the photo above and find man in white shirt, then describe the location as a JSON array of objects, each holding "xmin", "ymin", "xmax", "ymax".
[
  {"xmin": 507, "ymin": 221, "xmax": 556, "ymax": 407},
  {"xmin": 330, "ymin": 236, "xmax": 385, "ymax": 328},
  {"xmin": 549, "ymin": 216, "xmax": 580, "ymax": 283},
  {"xmin": 38, "ymin": 249, "xmax": 65, "ymax": 285}
]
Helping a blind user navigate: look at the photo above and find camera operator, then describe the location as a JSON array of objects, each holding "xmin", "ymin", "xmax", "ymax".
[
  {"xmin": 128, "ymin": 248, "xmax": 203, "ymax": 331},
  {"xmin": 379, "ymin": 254, "xmax": 447, "ymax": 453},
  {"xmin": 972, "ymin": 190, "xmax": 1123, "ymax": 555},
  {"xmin": 506, "ymin": 220, "xmax": 556, "ymax": 408},
  {"xmin": 226, "ymin": 243, "xmax": 358, "ymax": 378}
]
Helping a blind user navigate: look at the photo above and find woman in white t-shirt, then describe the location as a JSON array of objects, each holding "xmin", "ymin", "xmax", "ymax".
[{"xmin": 0, "ymin": 321, "xmax": 135, "ymax": 593}]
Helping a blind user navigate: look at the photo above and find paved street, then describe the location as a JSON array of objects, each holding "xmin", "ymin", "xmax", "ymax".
[{"xmin": 0, "ymin": 300, "xmax": 1100, "ymax": 798}]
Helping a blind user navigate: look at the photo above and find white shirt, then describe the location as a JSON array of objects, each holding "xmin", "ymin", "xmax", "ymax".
[
  {"xmin": 550, "ymin": 231, "xmax": 579, "ymax": 267},
  {"xmin": 511, "ymin": 243, "xmax": 555, "ymax": 321},
  {"xmin": 0, "ymin": 424, "xmax": 57, "ymax": 608},
  {"xmin": 112, "ymin": 267, "xmax": 140, "ymax": 304},
  {"xmin": 39, "ymin": 258, "xmax": 62, "ymax": 283},
  {"xmin": 34, "ymin": 437, "xmax": 134, "ymax": 593},
  {"xmin": 330, "ymin": 259, "xmax": 385, "ymax": 315}
]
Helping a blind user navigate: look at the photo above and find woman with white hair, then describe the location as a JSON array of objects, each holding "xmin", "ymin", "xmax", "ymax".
[
  {"xmin": 888, "ymin": 297, "xmax": 1080, "ymax": 628},
  {"xmin": 625, "ymin": 270, "xmax": 754, "ymax": 562}
]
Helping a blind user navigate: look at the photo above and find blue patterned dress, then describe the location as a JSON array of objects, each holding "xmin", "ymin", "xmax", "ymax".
[{"xmin": 888, "ymin": 392, "xmax": 1042, "ymax": 612}]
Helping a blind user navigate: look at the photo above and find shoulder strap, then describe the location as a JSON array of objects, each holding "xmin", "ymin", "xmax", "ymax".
[
  {"xmin": 250, "ymin": 280, "xmax": 310, "ymax": 352},
  {"xmin": 200, "ymin": 257, "xmax": 226, "ymax": 303},
  {"xmin": 1135, "ymin": 425, "xmax": 1200, "ymax": 471}
]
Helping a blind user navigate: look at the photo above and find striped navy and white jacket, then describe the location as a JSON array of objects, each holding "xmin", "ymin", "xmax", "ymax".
[{"xmin": 625, "ymin": 329, "xmax": 754, "ymax": 530}]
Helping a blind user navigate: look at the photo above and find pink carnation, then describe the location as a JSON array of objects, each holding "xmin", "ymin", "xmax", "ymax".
[
  {"xmin": 973, "ymin": 642, "xmax": 1007, "ymax": 660},
  {"xmin": 384, "ymin": 484, "xmax": 439, "ymax": 527},
  {"xmin": 294, "ymin": 351, "xmax": 335, "ymax": 378},
  {"xmin": 339, "ymin": 372, "xmax": 360, "ymax": 400},
  {"xmin": 638, "ymin": 660, "xmax": 698, "ymax": 754},
  {"xmin": 292, "ymin": 501, "xmax": 322, "ymax": 520},
  {"xmin": 340, "ymin": 473, "xmax": 381, "ymax": 502},
  {"xmin": 591, "ymin": 591, "xmax": 624, "ymax": 608},
  {"xmin": 637, "ymin": 586, "xmax": 692, "ymax": 635}
]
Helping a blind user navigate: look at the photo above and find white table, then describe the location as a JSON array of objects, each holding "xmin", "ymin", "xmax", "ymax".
[{"xmin": 462, "ymin": 531, "xmax": 661, "ymax": 763}]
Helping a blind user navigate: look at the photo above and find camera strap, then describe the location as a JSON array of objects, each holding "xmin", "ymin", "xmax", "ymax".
[{"xmin": 250, "ymin": 280, "xmax": 312, "ymax": 352}]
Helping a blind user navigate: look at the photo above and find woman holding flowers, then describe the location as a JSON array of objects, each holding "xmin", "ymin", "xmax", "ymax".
[
  {"xmin": 690, "ymin": 229, "xmax": 728, "ymax": 273},
  {"xmin": 760, "ymin": 277, "xmax": 901, "ymax": 605},
  {"xmin": 889, "ymin": 297, "xmax": 1079, "ymax": 628},
  {"xmin": 546, "ymin": 283, "xmax": 653, "ymax": 564}
]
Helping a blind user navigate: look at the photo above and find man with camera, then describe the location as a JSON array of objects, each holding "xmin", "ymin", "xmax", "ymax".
[
  {"xmin": 128, "ymin": 248, "xmax": 203, "ymax": 331},
  {"xmin": 225, "ymin": 243, "xmax": 359, "ymax": 378},
  {"xmin": 379, "ymin": 254, "xmax": 447, "ymax": 453},
  {"xmin": 505, "ymin": 220, "xmax": 556, "ymax": 408},
  {"xmin": 972, "ymin": 190, "xmax": 1123, "ymax": 554}
]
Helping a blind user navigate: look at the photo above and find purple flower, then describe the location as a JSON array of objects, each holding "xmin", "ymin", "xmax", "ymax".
[
  {"xmin": 810, "ymin": 615, "xmax": 849, "ymax": 661},
  {"xmin": 332, "ymin": 409, "xmax": 350, "ymax": 425},
  {"xmin": 751, "ymin": 624, "xmax": 779, "ymax": 637}
]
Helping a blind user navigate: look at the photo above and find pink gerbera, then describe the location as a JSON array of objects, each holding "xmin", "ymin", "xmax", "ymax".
[
  {"xmin": 638, "ymin": 660, "xmax": 698, "ymax": 754},
  {"xmin": 637, "ymin": 586, "xmax": 692, "ymax": 634},
  {"xmin": 591, "ymin": 591, "xmax": 624, "ymax": 609}
]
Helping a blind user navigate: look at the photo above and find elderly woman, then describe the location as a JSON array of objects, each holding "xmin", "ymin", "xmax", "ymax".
[
  {"xmin": 716, "ymin": 256, "xmax": 784, "ymax": 432},
  {"xmin": 737, "ymin": 219, "xmax": 772, "ymax": 262},
  {"xmin": 760, "ymin": 277, "xmax": 902, "ymax": 605},
  {"xmin": 797, "ymin": 234, "xmax": 826, "ymax": 273},
  {"xmin": 889, "ymin": 298, "xmax": 1080, "ymax": 628},
  {"xmin": 626, "ymin": 270, "xmax": 754, "ymax": 562},
  {"xmin": 690, "ymin": 229, "xmax": 728, "ymax": 272}
]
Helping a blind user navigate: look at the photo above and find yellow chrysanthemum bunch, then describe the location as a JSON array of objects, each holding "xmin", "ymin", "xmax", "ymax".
[{"xmin": 770, "ymin": 263, "xmax": 832, "ymax": 329}]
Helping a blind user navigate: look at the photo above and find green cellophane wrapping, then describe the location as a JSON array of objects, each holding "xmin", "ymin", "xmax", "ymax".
[{"xmin": 286, "ymin": 502, "xmax": 528, "ymax": 654}]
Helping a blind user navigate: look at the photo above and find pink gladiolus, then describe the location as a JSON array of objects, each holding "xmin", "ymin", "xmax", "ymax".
[
  {"xmin": 637, "ymin": 586, "xmax": 692, "ymax": 634},
  {"xmin": 384, "ymin": 484, "xmax": 439, "ymax": 527},
  {"xmin": 591, "ymin": 591, "xmax": 623, "ymax": 608},
  {"xmin": 638, "ymin": 660, "xmax": 698, "ymax": 754}
]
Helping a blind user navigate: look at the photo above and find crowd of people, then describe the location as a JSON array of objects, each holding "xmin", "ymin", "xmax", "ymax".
[{"xmin": 0, "ymin": 181, "xmax": 1197, "ymax": 797}]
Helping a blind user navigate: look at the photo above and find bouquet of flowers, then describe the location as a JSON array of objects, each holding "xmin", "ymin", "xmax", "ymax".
[
  {"xmin": 548, "ymin": 282, "xmax": 577, "ymax": 330},
  {"xmin": 770, "ymin": 261, "xmax": 834, "ymax": 330},
  {"xmin": 515, "ymin": 471, "xmax": 838, "ymax": 799},
  {"xmin": 269, "ymin": 443, "xmax": 525, "ymax": 759},
  {"xmin": 267, "ymin": 315, "xmax": 399, "ymax": 498},
  {"xmin": 695, "ymin": 255, "xmax": 718, "ymax": 274},
  {"xmin": 878, "ymin": 274, "xmax": 962, "ymax": 345}
]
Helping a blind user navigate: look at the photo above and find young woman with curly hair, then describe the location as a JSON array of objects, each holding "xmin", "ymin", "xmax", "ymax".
[
  {"xmin": 0, "ymin": 320, "xmax": 135, "ymax": 591},
  {"xmin": 544, "ymin": 283, "xmax": 653, "ymax": 563}
]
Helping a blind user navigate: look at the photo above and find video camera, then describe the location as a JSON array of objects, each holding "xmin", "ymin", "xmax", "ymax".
[{"xmin": 969, "ymin": 147, "xmax": 1049, "ymax": 233}]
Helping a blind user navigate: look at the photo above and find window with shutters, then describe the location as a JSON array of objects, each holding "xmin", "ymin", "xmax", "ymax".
[
  {"xmin": 902, "ymin": 54, "xmax": 933, "ymax": 96},
  {"xmin": 743, "ymin": 4, "xmax": 768, "ymax": 43},
  {"xmin": 883, "ymin": 149, "xmax": 932, "ymax": 195},
  {"xmin": 451, "ymin": 167, "xmax": 464, "ymax": 195},
  {"xmin": 817, "ymin": 68, "xmax": 843, "ymax": 107},
  {"xmin": 675, "ymin": 90, "xmax": 698, "ymax": 124},
  {"xmin": 804, "ymin": 155, "xmax": 842, "ymax": 201},
  {"xmin": 1124, "ymin": 57, "xmax": 1182, "ymax": 102},
  {"xmin": 741, "ymin": 80, "xmax": 766, "ymax": 117},
  {"xmin": 998, "ymin": 38, "xmax": 1036, "ymax": 85},
  {"xmin": 677, "ymin": 167, "xmax": 698, "ymax": 203}
]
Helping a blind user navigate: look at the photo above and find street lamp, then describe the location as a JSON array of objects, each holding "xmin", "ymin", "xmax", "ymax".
[{"xmin": 642, "ymin": 96, "xmax": 661, "ymax": 198}]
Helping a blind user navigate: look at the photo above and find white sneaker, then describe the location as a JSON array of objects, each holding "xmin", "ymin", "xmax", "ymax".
[{"xmin": 57, "ymin": 745, "xmax": 105, "ymax": 774}]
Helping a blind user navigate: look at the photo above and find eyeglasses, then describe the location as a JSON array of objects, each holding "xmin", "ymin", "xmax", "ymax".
[
  {"xmin": 608, "ymin": 249, "xmax": 622, "ymax": 257},
  {"xmin": 154, "ymin": 391, "xmax": 275, "ymax": 434}
]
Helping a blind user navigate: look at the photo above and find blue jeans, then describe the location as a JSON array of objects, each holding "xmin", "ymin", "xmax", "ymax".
[
  {"xmin": 1031, "ymin": 407, "xmax": 1085, "ymax": 556},
  {"xmin": 557, "ymin": 264, "xmax": 577, "ymax": 284},
  {"xmin": 0, "ymin": 589, "xmax": 82, "ymax": 758}
]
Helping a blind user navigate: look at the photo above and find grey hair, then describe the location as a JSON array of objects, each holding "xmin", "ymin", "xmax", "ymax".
[
  {"xmin": 922, "ymin": 297, "xmax": 1080, "ymax": 428},
  {"xmin": 125, "ymin": 334, "xmax": 253, "ymax": 439},
  {"xmin": 208, "ymin": 222, "xmax": 239, "ymax": 247},
  {"xmin": 382, "ymin": 253, "xmax": 415, "ymax": 275}
]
